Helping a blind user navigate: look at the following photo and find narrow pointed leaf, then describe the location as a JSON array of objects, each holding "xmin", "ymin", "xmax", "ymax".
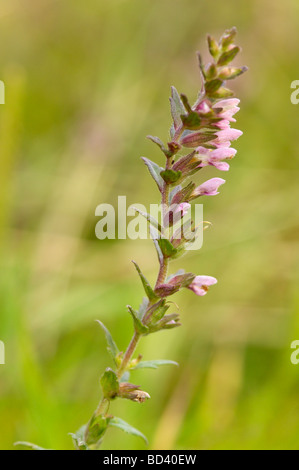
[
  {"xmin": 127, "ymin": 305, "xmax": 149, "ymax": 335},
  {"xmin": 96, "ymin": 320, "xmax": 119, "ymax": 365},
  {"xmin": 150, "ymin": 225, "xmax": 163, "ymax": 264},
  {"xmin": 138, "ymin": 297, "xmax": 149, "ymax": 320},
  {"xmin": 170, "ymin": 86, "xmax": 185, "ymax": 129},
  {"xmin": 109, "ymin": 417, "xmax": 148, "ymax": 445},
  {"xmin": 132, "ymin": 261, "xmax": 157, "ymax": 301},
  {"xmin": 141, "ymin": 157, "xmax": 164, "ymax": 191},
  {"xmin": 131, "ymin": 359, "xmax": 179, "ymax": 370},
  {"xmin": 14, "ymin": 441, "xmax": 47, "ymax": 450},
  {"xmin": 149, "ymin": 300, "xmax": 170, "ymax": 323},
  {"xmin": 147, "ymin": 135, "xmax": 170, "ymax": 157},
  {"xmin": 132, "ymin": 207, "xmax": 161, "ymax": 232}
]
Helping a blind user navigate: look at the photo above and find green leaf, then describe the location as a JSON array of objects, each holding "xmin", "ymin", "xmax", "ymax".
[
  {"xmin": 147, "ymin": 135, "xmax": 170, "ymax": 157},
  {"xmin": 138, "ymin": 297, "xmax": 149, "ymax": 320},
  {"xmin": 96, "ymin": 320, "xmax": 119, "ymax": 365},
  {"xmin": 180, "ymin": 93, "xmax": 192, "ymax": 113},
  {"xmin": 141, "ymin": 157, "xmax": 164, "ymax": 191},
  {"xmin": 205, "ymin": 78, "xmax": 223, "ymax": 94},
  {"xmin": 170, "ymin": 86, "xmax": 185, "ymax": 129},
  {"xmin": 209, "ymin": 87, "xmax": 234, "ymax": 99},
  {"xmin": 109, "ymin": 417, "xmax": 148, "ymax": 445},
  {"xmin": 150, "ymin": 226, "xmax": 163, "ymax": 264},
  {"xmin": 14, "ymin": 441, "xmax": 47, "ymax": 450},
  {"xmin": 181, "ymin": 111, "xmax": 202, "ymax": 130},
  {"xmin": 69, "ymin": 426, "xmax": 89, "ymax": 450},
  {"xmin": 160, "ymin": 169, "xmax": 182, "ymax": 184},
  {"xmin": 149, "ymin": 299, "xmax": 170, "ymax": 323},
  {"xmin": 131, "ymin": 359, "xmax": 178, "ymax": 370},
  {"xmin": 100, "ymin": 368, "xmax": 119, "ymax": 399},
  {"xmin": 127, "ymin": 305, "xmax": 149, "ymax": 335},
  {"xmin": 157, "ymin": 238, "xmax": 177, "ymax": 258},
  {"xmin": 132, "ymin": 261, "xmax": 157, "ymax": 301},
  {"xmin": 132, "ymin": 207, "xmax": 161, "ymax": 232}
]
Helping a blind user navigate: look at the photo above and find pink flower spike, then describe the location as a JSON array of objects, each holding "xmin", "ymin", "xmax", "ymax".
[
  {"xmin": 193, "ymin": 177, "xmax": 226, "ymax": 196},
  {"xmin": 188, "ymin": 275, "xmax": 218, "ymax": 296}
]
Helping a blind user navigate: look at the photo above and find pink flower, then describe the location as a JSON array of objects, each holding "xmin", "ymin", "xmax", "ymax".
[
  {"xmin": 215, "ymin": 119, "xmax": 231, "ymax": 130},
  {"xmin": 188, "ymin": 275, "xmax": 218, "ymax": 296},
  {"xmin": 216, "ymin": 98, "xmax": 240, "ymax": 109},
  {"xmin": 192, "ymin": 177, "xmax": 226, "ymax": 197},
  {"xmin": 212, "ymin": 161, "xmax": 230, "ymax": 171},
  {"xmin": 213, "ymin": 99, "xmax": 240, "ymax": 122},
  {"xmin": 195, "ymin": 146, "xmax": 236, "ymax": 172},
  {"xmin": 194, "ymin": 99, "xmax": 211, "ymax": 114},
  {"xmin": 214, "ymin": 128, "xmax": 243, "ymax": 144},
  {"xmin": 177, "ymin": 202, "xmax": 191, "ymax": 216},
  {"xmin": 210, "ymin": 147, "xmax": 237, "ymax": 159},
  {"xmin": 164, "ymin": 202, "xmax": 191, "ymax": 227}
]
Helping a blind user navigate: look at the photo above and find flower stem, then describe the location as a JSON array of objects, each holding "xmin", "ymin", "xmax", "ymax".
[
  {"xmin": 87, "ymin": 136, "xmax": 175, "ymax": 434},
  {"xmin": 117, "ymin": 331, "xmax": 141, "ymax": 379}
]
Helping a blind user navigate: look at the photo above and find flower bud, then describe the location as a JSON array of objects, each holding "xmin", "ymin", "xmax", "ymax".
[
  {"xmin": 180, "ymin": 131, "xmax": 216, "ymax": 148},
  {"xmin": 220, "ymin": 27, "xmax": 237, "ymax": 49},
  {"xmin": 118, "ymin": 383, "xmax": 150, "ymax": 403},
  {"xmin": 207, "ymin": 35, "xmax": 220, "ymax": 58},
  {"xmin": 217, "ymin": 46, "xmax": 240, "ymax": 66},
  {"xmin": 218, "ymin": 66, "xmax": 248, "ymax": 80}
]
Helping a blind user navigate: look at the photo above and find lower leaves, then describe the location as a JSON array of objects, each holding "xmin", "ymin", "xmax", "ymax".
[{"xmin": 71, "ymin": 415, "xmax": 148, "ymax": 450}]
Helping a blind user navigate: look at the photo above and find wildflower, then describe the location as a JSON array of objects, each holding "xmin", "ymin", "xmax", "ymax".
[
  {"xmin": 191, "ymin": 178, "xmax": 226, "ymax": 197},
  {"xmin": 188, "ymin": 275, "xmax": 218, "ymax": 296},
  {"xmin": 164, "ymin": 202, "xmax": 191, "ymax": 227},
  {"xmin": 213, "ymin": 128, "xmax": 243, "ymax": 147},
  {"xmin": 195, "ymin": 146, "xmax": 236, "ymax": 171},
  {"xmin": 213, "ymin": 98, "xmax": 240, "ymax": 122}
]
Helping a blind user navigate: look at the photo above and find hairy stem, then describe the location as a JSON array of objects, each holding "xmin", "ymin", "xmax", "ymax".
[
  {"xmin": 84, "ymin": 122, "xmax": 187, "ymax": 445},
  {"xmin": 117, "ymin": 331, "xmax": 141, "ymax": 379}
]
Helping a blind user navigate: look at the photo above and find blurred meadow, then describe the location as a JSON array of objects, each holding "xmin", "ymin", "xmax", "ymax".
[{"xmin": 0, "ymin": 0, "xmax": 299, "ymax": 450}]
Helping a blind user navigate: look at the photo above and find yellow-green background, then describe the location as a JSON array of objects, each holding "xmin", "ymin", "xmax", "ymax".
[{"xmin": 0, "ymin": 0, "xmax": 299, "ymax": 450}]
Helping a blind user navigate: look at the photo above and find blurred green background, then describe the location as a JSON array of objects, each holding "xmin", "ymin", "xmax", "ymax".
[{"xmin": 0, "ymin": 0, "xmax": 299, "ymax": 450}]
